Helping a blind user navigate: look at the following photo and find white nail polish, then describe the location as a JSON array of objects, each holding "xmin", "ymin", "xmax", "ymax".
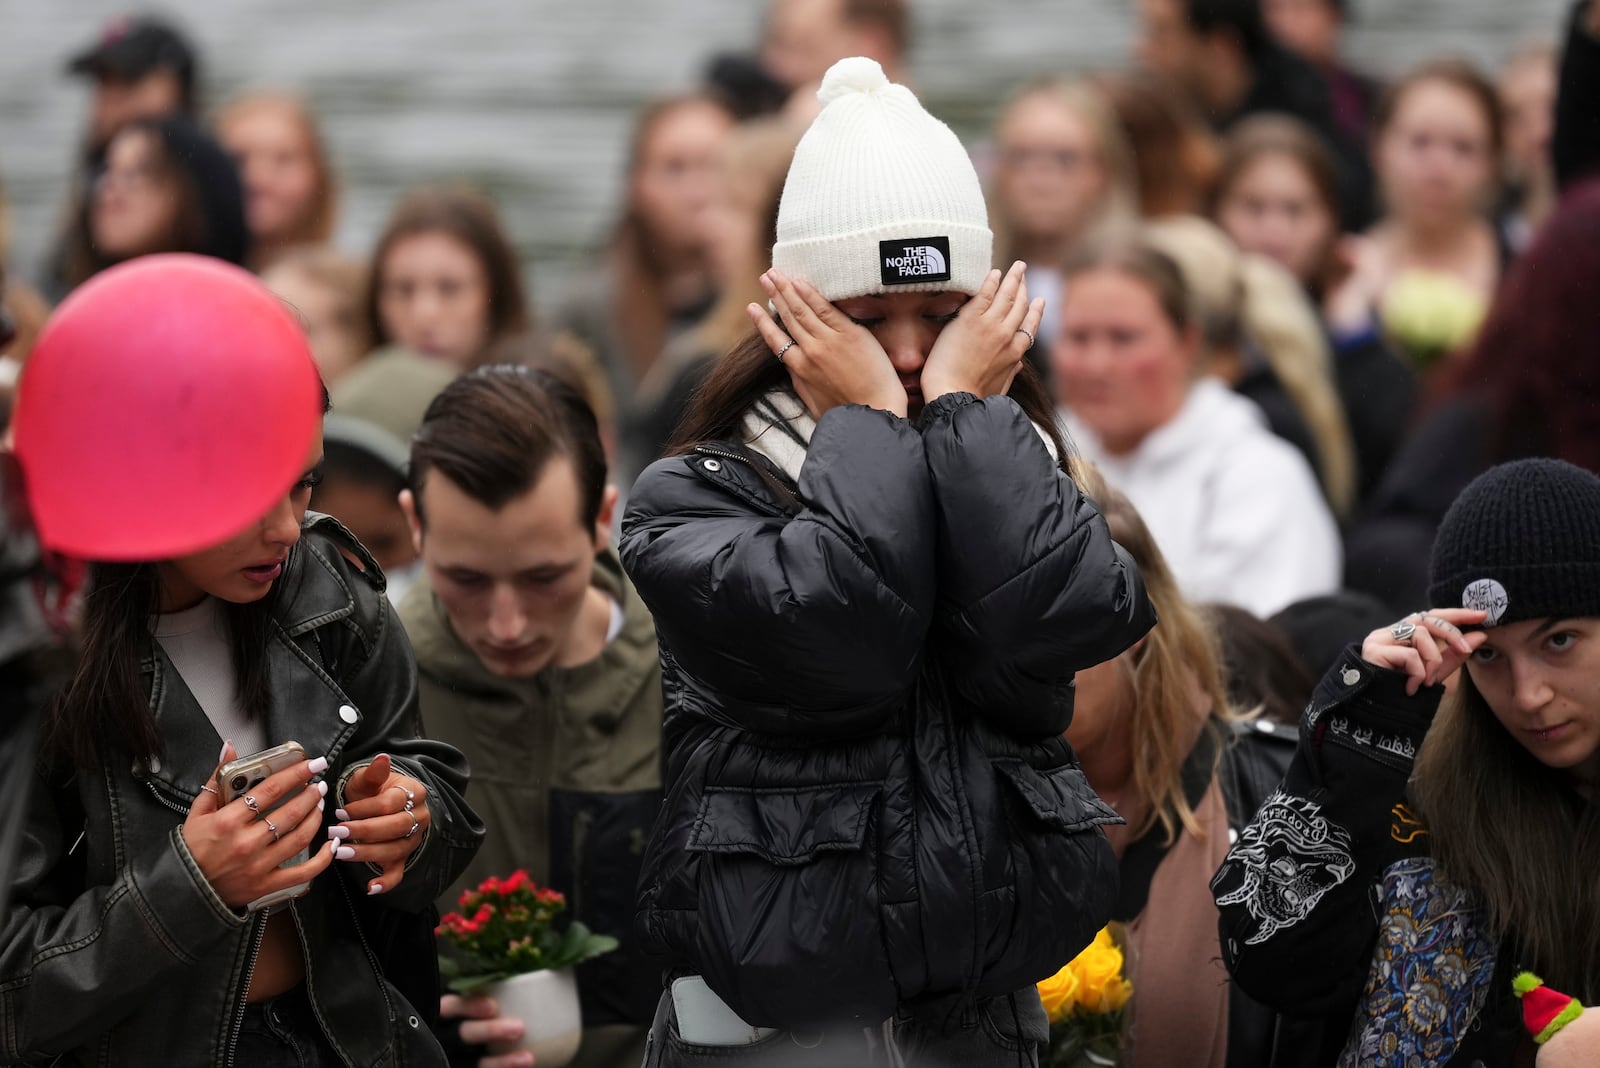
[
  {"xmin": 315, "ymin": 781, "xmax": 328, "ymax": 798},
  {"xmin": 336, "ymin": 846, "xmax": 356, "ymax": 860},
  {"xmin": 307, "ymin": 756, "xmax": 329, "ymax": 775},
  {"xmin": 368, "ymin": 883, "xmax": 383, "ymax": 895},
  {"xmin": 328, "ymin": 839, "xmax": 339, "ymax": 854},
  {"xmin": 217, "ymin": 740, "xmax": 231, "ymax": 764},
  {"xmin": 335, "ymin": 808, "xmax": 349, "ymax": 822},
  {"xmin": 328, "ymin": 825, "xmax": 350, "ymax": 840},
  {"xmin": 317, "ymin": 799, "xmax": 325, "ymax": 813}
]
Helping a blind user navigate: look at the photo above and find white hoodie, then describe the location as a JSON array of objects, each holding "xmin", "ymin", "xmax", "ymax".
[{"xmin": 1061, "ymin": 377, "xmax": 1341, "ymax": 618}]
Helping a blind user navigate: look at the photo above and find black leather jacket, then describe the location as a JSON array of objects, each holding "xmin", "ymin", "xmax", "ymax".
[
  {"xmin": 619, "ymin": 393, "xmax": 1155, "ymax": 1029},
  {"xmin": 0, "ymin": 514, "xmax": 484, "ymax": 1066}
]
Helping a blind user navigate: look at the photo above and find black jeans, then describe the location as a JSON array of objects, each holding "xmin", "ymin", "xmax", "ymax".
[
  {"xmin": 234, "ymin": 984, "xmax": 343, "ymax": 1067},
  {"xmin": 641, "ymin": 986, "xmax": 1047, "ymax": 1068}
]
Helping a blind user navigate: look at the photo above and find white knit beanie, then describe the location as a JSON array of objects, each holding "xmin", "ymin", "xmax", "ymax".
[{"xmin": 771, "ymin": 57, "xmax": 993, "ymax": 302}]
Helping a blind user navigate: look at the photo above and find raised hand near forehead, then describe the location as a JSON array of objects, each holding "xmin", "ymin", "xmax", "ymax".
[
  {"xmin": 749, "ymin": 268, "xmax": 908, "ymax": 419},
  {"xmin": 922, "ymin": 261, "xmax": 1044, "ymax": 404},
  {"xmin": 1361, "ymin": 608, "xmax": 1489, "ymax": 696}
]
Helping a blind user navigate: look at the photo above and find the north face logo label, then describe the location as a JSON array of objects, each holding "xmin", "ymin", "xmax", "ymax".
[{"xmin": 880, "ymin": 237, "xmax": 953, "ymax": 285}]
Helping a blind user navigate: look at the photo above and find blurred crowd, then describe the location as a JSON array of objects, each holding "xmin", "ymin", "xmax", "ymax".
[
  {"xmin": 3, "ymin": 0, "xmax": 1600, "ymax": 1064},
  {"xmin": 5, "ymin": 0, "xmax": 1592, "ymax": 628}
]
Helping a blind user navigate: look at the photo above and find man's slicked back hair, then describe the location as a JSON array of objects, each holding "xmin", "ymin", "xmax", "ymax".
[{"xmin": 408, "ymin": 365, "xmax": 607, "ymax": 530}]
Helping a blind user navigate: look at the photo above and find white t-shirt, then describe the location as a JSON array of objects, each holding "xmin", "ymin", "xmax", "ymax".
[{"xmin": 152, "ymin": 597, "xmax": 266, "ymax": 756}]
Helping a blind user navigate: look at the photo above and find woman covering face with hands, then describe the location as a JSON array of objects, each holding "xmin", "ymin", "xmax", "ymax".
[
  {"xmin": 1214, "ymin": 459, "xmax": 1600, "ymax": 1067},
  {"xmin": 2, "ymin": 258, "xmax": 482, "ymax": 1067},
  {"xmin": 751, "ymin": 259, "xmax": 1043, "ymax": 423},
  {"xmin": 622, "ymin": 58, "xmax": 1153, "ymax": 1067}
]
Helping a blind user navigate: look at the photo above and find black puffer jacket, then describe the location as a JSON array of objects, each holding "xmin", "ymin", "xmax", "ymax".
[{"xmin": 619, "ymin": 392, "xmax": 1155, "ymax": 1029}]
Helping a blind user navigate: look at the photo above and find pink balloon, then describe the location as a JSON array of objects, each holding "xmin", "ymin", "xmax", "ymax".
[{"xmin": 13, "ymin": 254, "xmax": 322, "ymax": 561}]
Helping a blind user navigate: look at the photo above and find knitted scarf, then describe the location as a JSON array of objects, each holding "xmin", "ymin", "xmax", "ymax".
[{"xmin": 738, "ymin": 388, "xmax": 1060, "ymax": 483}]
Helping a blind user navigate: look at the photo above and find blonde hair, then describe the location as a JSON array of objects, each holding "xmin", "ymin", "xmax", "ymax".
[
  {"xmin": 988, "ymin": 78, "xmax": 1138, "ymax": 266},
  {"xmin": 261, "ymin": 245, "xmax": 371, "ymax": 358},
  {"xmin": 697, "ymin": 117, "xmax": 803, "ymax": 358},
  {"xmin": 1412, "ymin": 672, "xmax": 1600, "ymax": 1000},
  {"xmin": 1143, "ymin": 217, "xmax": 1357, "ymax": 517},
  {"xmin": 1074, "ymin": 462, "xmax": 1236, "ymax": 843},
  {"xmin": 215, "ymin": 90, "xmax": 338, "ymax": 254}
]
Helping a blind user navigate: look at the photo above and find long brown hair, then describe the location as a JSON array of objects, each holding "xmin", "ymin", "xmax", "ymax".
[
  {"xmin": 45, "ymin": 562, "xmax": 286, "ymax": 768},
  {"xmin": 1411, "ymin": 672, "xmax": 1600, "ymax": 1000},
  {"xmin": 1374, "ymin": 59, "xmax": 1505, "ymax": 161},
  {"xmin": 1092, "ymin": 73, "xmax": 1221, "ymax": 220},
  {"xmin": 690, "ymin": 118, "xmax": 801, "ymax": 360},
  {"xmin": 1075, "ymin": 463, "xmax": 1236, "ymax": 843},
  {"xmin": 1211, "ymin": 114, "xmax": 1343, "ymax": 296},
  {"xmin": 216, "ymin": 90, "xmax": 339, "ymax": 266},
  {"xmin": 668, "ymin": 329, "xmax": 1069, "ymax": 464},
  {"xmin": 365, "ymin": 185, "xmax": 532, "ymax": 361},
  {"xmin": 610, "ymin": 94, "xmax": 735, "ymax": 380}
]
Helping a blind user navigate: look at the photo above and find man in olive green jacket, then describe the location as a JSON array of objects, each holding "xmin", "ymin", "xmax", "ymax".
[{"xmin": 398, "ymin": 367, "xmax": 663, "ymax": 1068}]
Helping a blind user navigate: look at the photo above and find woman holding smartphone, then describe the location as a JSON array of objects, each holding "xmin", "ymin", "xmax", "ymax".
[
  {"xmin": 2, "ymin": 256, "xmax": 483, "ymax": 1065},
  {"xmin": 621, "ymin": 59, "xmax": 1153, "ymax": 1066}
]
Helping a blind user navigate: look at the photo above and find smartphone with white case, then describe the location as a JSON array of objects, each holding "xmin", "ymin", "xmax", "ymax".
[{"xmin": 670, "ymin": 975, "xmax": 780, "ymax": 1046}]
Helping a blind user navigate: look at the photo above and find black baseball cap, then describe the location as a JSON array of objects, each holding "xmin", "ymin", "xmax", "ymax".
[{"xmin": 67, "ymin": 16, "xmax": 196, "ymax": 95}]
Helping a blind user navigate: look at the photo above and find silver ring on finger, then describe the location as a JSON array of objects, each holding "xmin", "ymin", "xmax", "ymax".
[
  {"xmin": 1390, "ymin": 620, "xmax": 1418, "ymax": 645},
  {"xmin": 397, "ymin": 785, "xmax": 416, "ymax": 814},
  {"xmin": 1017, "ymin": 327, "xmax": 1035, "ymax": 349},
  {"xmin": 775, "ymin": 340, "xmax": 796, "ymax": 363},
  {"xmin": 404, "ymin": 810, "xmax": 420, "ymax": 839},
  {"xmin": 243, "ymin": 794, "xmax": 261, "ymax": 814},
  {"xmin": 264, "ymin": 817, "xmax": 280, "ymax": 842}
]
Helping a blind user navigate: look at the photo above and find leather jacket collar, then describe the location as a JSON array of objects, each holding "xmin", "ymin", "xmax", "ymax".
[{"xmin": 136, "ymin": 522, "xmax": 374, "ymax": 807}]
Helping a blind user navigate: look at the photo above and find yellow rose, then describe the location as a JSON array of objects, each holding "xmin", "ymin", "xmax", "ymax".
[
  {"xmin": 1074, "ymin": 929, "xmax": 1133, "ymax": 1015},
  {"xmin": 1039, "ymin": 928, "xmax": 1134, "ymax": 1022},
  {"xmin": 1036, "ymin": 963, "xmax": 1081, "ymax": 1024}
]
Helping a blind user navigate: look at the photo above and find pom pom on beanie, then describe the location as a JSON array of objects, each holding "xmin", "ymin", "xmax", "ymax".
[{"xmin": 770, "ymin": 57, "xmax": 993, "ymax": 303}]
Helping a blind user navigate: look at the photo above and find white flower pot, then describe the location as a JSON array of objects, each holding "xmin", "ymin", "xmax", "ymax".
[{"xmin": 483, "ymin": 967, "xmax": 583, "ymax": 1067}]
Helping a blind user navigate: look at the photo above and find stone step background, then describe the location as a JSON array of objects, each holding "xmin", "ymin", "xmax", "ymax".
[{"xmin": 0, "ymin": 0, "xmax": 1571, "ymax": 307}]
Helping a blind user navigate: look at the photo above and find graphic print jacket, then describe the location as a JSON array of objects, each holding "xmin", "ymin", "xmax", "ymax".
[{"xmin": 1210, "ymin": 648, "xmax": 1528, "ymax": 1068}]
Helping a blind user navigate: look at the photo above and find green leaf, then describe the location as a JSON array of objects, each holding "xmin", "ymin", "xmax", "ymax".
[
  {"xmin": 541, "ymin": 921, "xmax": 620, "ymax": 970},
  {"xmin": 448, "ymin": 972, "xmax": 511, "ymax": 997}
]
